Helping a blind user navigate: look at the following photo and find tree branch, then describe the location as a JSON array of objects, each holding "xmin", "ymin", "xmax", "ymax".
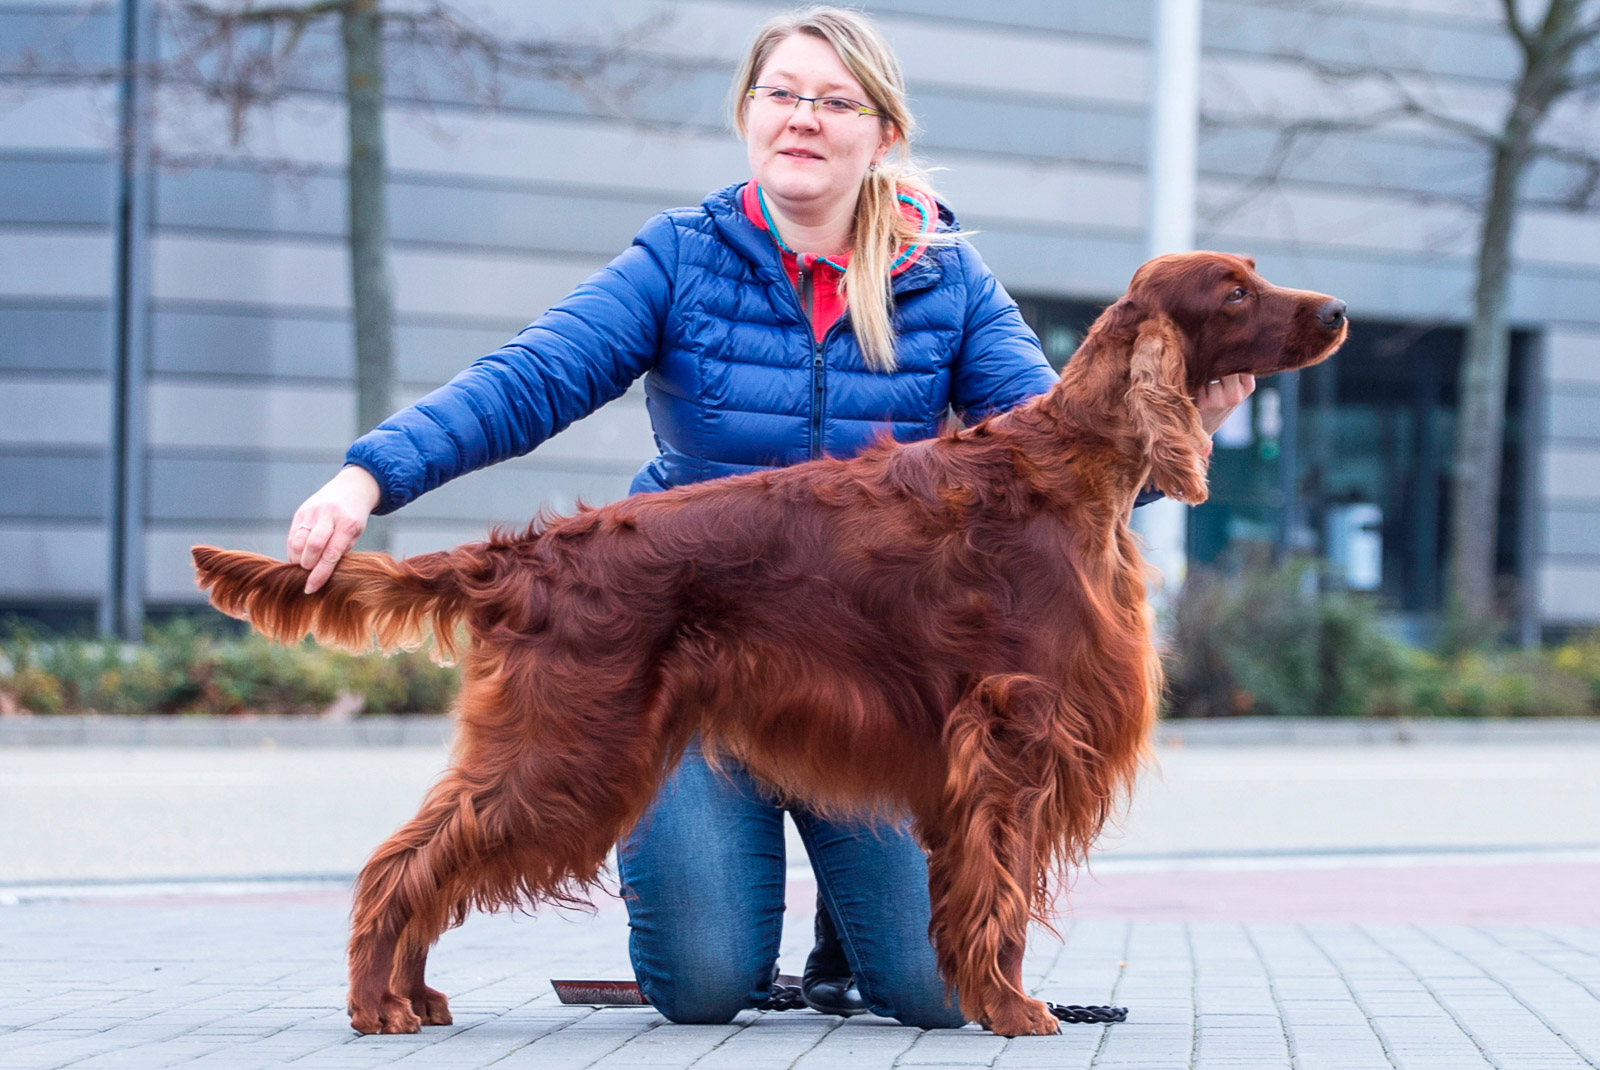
[
  {"xmin": 1199, "ymin": 106, "xmax": 1419, "ymax": 228},
  {"xmin": 175, "ymin": 1, "xmax": 345, "ymax": 24},
  {"xmin": 1501, "ymin": 0, "xmax": 1535, "ymax": 58},
  {"xmin": 1270, "ymin": 56, "xmax": 1504, "ymax": 147},
  {"xmin": 1530, "ymin": 138, "xmax": 1600, "ymax": 208}
]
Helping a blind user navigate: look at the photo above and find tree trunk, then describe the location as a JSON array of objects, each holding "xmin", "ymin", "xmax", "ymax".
[
  {"xmin": 1447, "ymin": 127, "xmax": 1527, "ymax": 626},
  {"xmin": 342, "ymin": 0, "xmax": 395, "ymax": 552}
]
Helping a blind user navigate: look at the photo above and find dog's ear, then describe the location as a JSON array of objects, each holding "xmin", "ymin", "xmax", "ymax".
[{"xmin": 1127, "ymin": 316, "xmax": 1209, "ymax": 505}]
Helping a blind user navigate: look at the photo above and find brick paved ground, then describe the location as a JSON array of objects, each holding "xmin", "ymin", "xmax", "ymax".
[
  {"xmin": 3, "ymin": 889, "xmax": 1599, "ymax": 1069},
  {"xmin": 5, "ymin": 731, "xmax": 1599, "ymax": 1068}
]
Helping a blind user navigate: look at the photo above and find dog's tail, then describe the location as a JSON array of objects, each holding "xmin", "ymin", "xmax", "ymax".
[{"xmin": 190, "ymin": 545, "xmax": 476, "ymax": 662}]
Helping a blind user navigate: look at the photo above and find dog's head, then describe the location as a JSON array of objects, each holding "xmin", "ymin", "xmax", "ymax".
[{"xmin": 1089, "ymin": 252, "xmax": 1348, "ymax": 505}]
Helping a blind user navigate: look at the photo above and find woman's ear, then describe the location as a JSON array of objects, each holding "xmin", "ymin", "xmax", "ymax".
[{"xmin": 1127, "ymin": 317, "xmax": 1210, "ymax": 505}]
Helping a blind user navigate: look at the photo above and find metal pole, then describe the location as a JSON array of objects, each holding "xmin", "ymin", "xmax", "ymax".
[
  {"xmin": 104, "ymin": 0, "xmax": 152, "ymax": 639},
  {"xmin": 1275, "ymin": 369, "xmax": 1299, "ymax": 563},
  {"xmin": 1517, "ymin": 332, "xmax": 1543, "ymax": 648},
  {"xmin": 1135, "ymin": 0, "xmax": 1202, "ymax": 604}
]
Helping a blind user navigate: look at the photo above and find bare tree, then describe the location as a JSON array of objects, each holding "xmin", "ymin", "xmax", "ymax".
[
  {"xmin": 169, "ymin": 0, "xmax": 655, "ymax": 549},
  {"xmin": 1202, "ymin": 0, "xmax": 1600, "ymax": 633}
]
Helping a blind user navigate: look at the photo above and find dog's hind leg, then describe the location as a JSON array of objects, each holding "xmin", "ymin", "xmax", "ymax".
[
  {"xmin": 346, "ymin": 767, "xmax": 486, "ymax": 1034},
  {"xmin": 924, "ymin": 674, "xmax": 1082, "ymax": 1038},
  {"xmin": 346, "ymin": 656, "xmax": 679, "ymax": 1035}
]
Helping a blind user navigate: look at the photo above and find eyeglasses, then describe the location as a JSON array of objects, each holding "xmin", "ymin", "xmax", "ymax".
[{"xmin": 747, "ymin": 86, "xmax": 881, "ymax": 118}]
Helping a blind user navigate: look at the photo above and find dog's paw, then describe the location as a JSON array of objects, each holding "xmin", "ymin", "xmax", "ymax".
[
  {"xmin": 349, "ymin": 992, "xmax": 422, "ymax": 1035},
  {"xmin": 983, "ymin": 997, "xmax": 1061, "ymax": 1037},
  {"xmin": 410, "ymin": 984, "xmax": 453, "ymax": 1026}
]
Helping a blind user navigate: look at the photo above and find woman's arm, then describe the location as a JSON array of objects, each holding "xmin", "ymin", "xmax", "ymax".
[{"xmin": 289, "ymin": 212, "xmax": 681, "ymax": 591}]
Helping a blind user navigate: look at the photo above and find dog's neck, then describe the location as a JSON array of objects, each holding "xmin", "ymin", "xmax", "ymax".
[{"xmin": 990, "ymin": 333, "xmax": 1159, "ymax": 512}]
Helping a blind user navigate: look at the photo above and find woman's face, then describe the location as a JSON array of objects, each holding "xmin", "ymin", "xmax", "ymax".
[{"xmin": 744, "ymin": 32, "xmax": 897, "ymax": 213}]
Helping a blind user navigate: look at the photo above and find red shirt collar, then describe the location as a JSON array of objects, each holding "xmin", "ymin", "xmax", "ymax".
[{"xmin": 740, "ymin": 180, "xmax": 932, "ymax": 278}]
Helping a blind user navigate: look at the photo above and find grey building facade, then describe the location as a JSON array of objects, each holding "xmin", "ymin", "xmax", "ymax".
[{"xmin": 1, "ymin": 0, "xmax": 1597, "ymax": 632}]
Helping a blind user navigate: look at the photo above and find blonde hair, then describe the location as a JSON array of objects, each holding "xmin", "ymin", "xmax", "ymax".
[{"xmin": 730, "ymin": 6, "xmax": 956, "ymax": 372}]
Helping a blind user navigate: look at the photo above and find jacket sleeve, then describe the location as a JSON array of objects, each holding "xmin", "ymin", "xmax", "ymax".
[
  {"xmin": 948, "ymin": 241, "xmax": 1059, "ymax": 423},
  {"xmin": 949, "ymin": 241, "xmax": 1165, "ymax": 508},
  {"xmin": 346, "ymin": 212, "xmax": 679, "ymax": 514}
]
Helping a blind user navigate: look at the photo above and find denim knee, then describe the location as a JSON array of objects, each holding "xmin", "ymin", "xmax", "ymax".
[
  {"xmin": 619, "ymin": 743, "xmax": 786, "ymax": 1025},
  {"xmin": 637, "ymin": 951, "xmax": 767, "ymax": 1025},
  {"xmin": 858, "ymin": 974, "xmax": 966, "ymax": 1030}
]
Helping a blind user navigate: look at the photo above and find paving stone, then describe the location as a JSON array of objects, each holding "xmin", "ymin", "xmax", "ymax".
[{"xmin": 3, "ymin": 901, "xmax": 1599, "ymax": 1069}]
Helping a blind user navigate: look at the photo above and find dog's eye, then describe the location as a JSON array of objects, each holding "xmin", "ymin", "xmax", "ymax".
[{"xmin": 1225, "ymin": 286, "xmax": 1249, "ymax": 303}]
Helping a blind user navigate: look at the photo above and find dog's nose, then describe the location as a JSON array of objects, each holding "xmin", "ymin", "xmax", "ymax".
[{"xmin": 1318, "ymin": 299, "xmax": 1347, "ymax": 329}]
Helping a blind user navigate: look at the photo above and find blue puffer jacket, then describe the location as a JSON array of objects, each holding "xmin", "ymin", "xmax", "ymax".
[{"xmin": 347, "ymin": 181, "xmax": 1062, "ymax": 514}]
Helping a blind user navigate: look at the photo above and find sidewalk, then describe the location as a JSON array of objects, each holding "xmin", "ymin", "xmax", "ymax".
[
  {"xmin": 4, "ymin": 728, "xmax": 1599, "ymax": 1068},
  {"xmin": 5, "ymin": 892, "xmax": 1599, "ymax": 1070}
]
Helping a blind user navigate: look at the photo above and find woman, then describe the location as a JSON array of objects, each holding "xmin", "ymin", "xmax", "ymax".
[{"xmin": 287, "ymin": 6, "xmax": 1254, "ymax": 1028}]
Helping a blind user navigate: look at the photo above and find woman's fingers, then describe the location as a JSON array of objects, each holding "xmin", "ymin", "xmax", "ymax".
[
  {"xmin": 285, "ymin": 468, "xmax": 380, "ymax": 593},
  {"xmin": 302, "ymin": 517, "xmax": 364, "ymax": 594},
  {"xmin": 298, "ymin": 515, "xmax": 336, "ymax": 574},
  {"xmin": 287, "ymin": 513, "xmax": 314, "ymax": 561},
  {"xmin": 1196, "ymin": 373, "xmax": 1258, "ymax": 435}
]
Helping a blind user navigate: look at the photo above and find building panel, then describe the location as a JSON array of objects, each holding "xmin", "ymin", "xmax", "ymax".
[
  {"xmin": 0, "ymin": 453, "xmax": 105, "ymax": 520},
  {"xmin": 0, "ymin": 303, "xmax": 108, "ymax": 372},
  {"xmin": 0, "ymin": 376, "xmax": 111, "ymax": 447},
  {"xmin": 1539, "ymin": 565, "xmax": 1600, "ymax": 624},
  {"xmin": 0, "ymin": 524, "xmax": 106, "ymax": 598},
  {"xmin": 1541, "ymin": 448, "xmax": 1600, "ymax": 503},
  {"xmin": 146, "ymin": 381, "xmax": 355, "ymax": 452},
  {"xmin": 0, "ymin": 230, "xmax": 114, "ymax": 299}
]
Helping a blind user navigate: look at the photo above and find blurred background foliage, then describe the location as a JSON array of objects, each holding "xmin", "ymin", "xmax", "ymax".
[
  {"xmin": 1166, "ymin": 559, "xmax": 1600, "ymax": 719},
  {"xmin": 0, "ymin": 616, "xmax": 457, "ymax": 717}
]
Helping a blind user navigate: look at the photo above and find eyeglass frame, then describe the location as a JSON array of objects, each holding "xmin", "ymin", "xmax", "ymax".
[{"xmin": 747, "ymin": 85, "xmax": 882, "ymax": 118}]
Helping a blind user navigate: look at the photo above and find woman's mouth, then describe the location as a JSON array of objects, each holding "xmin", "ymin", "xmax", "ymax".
[{"xmin": 780, "ymin": 149, "xmax": 824, "ymax": 160}]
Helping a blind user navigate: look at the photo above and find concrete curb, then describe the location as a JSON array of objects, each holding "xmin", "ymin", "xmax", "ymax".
[
  {"xmin": 1155, "ymin": 715, "xmax": 1600, "ymax": 746},
  {"xmin": 3, "ymin": 713, "xmax": 1600, "ymax": 747},
  {"xmin": 0, "ymin": 713, "xmax": 453, "ymax": 747}
]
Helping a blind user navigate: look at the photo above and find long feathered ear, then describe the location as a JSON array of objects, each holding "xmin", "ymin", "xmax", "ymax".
[{"xmin": 1128, "ymin": 317, "xmax": 1210, "ymax": 505}]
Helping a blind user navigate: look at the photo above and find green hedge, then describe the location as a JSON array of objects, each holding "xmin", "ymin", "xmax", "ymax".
[
  {"xmin": 1165, "ymin": 561, "xmax": 1600, "ymax": 718},
  {"xmin": 5, "ymin": 579, "xmax": 1600, "ymax": 718},
  {"xmin": 0, "ymin": 617, "xmax": 458, "ymax": 717}
]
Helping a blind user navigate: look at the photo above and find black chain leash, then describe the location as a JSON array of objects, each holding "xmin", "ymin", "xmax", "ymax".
[
  {"xmin": 755, "ymin": 979, "xmax": 1127, "ymax": 1024},
  {"xmin": 1047, "ymin": 1002, "xmax": 1128, "ymax": 1024},
  {"xmin": 754, "ymin": 979, "xmax": 808, "ymax": 1012}
]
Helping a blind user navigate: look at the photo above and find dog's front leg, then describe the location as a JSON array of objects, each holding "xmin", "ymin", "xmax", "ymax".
[
  {"xmin": 925, "ymin": 675, "xmax": 1064, "ymax": 1037},
  {"xmin": 347, "ymin": 920, "xmax": 417, "ymax": 1034},
  {"xmin": 395, "ymin": 938, "xmax": 452, "ymax": 1026}
]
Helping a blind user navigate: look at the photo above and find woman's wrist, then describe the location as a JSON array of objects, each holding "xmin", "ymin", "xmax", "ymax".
[{"xmin": 338, "ymin": 464, "xmax": 383, "ymax": 513}]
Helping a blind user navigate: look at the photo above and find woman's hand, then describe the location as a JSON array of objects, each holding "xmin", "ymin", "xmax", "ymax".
[
  {"xmin": 1195, "ymin": 373, "xmax": 1256, "ymax": 436},
  {"xmin": 287, "ymin": 465, "xmax": 382, "ymax": 594}
]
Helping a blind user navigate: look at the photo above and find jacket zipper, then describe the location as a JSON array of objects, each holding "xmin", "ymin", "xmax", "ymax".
[
  {"xmin": 799, "ymin": 265, "xmax": 827, "ymax": 459},
  {"xmin": 790, "ymin": 256, "xmax": 925, "ymax": 460}
]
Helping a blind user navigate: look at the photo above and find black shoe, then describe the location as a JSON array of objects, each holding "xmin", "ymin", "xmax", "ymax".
[
  {"xmin": 803, "ymin": 896, "xmax": 868, "ymax": 1017},
  {"xmin": 801, "ymin": 973, "xmax": 867, "ymax": 1017}
]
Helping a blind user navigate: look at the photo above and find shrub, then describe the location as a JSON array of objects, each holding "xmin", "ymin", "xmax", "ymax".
[
  {"xmin": 0, "ymin": 616, "xmax": 459, "ymax": 716},
  {"xmin": 1165, "ymin": 559, "xmax": 1406, "ymax": 718},
  {"xmin": 1163, "ymin": 561, "xmax": 1597, "ymax": 719}
]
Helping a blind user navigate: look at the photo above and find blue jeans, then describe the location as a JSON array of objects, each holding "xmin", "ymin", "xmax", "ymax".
[{"xmin": 617, "ymin": 742, "xmax": 965, "ymax": 1028}]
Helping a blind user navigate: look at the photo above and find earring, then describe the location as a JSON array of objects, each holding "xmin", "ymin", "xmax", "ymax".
[{"xmin": 868, "ymin": 161, "xmax": 879, "ymax": 173}]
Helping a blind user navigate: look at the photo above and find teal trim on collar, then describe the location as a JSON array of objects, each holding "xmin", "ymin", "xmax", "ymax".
[{"xmin": 753, "ymin": 183, "xmax": 929, "ymax": 276}]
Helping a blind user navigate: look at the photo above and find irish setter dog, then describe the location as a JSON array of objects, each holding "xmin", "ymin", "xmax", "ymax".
[{"xmin": 192, "ymin": 252, "xmax": 1346, "ymax": 1037}]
